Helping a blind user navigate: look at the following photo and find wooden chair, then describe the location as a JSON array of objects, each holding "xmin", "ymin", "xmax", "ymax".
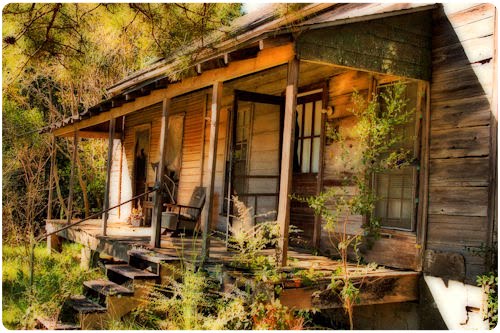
[{"xmin": 162, "ymin": 186, "xmax": 206, "ymax": 235}]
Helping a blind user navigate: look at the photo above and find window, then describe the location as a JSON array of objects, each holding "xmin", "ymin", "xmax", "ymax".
[
  {"xmin": 295, "ymin": 93, "xmax": 322, "ymax": 173},
  {"xmin": 373, "ymin": 82, "xmax": 420, "ymax": 231}
]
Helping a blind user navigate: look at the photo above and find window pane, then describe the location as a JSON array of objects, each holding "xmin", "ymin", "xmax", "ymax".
[
  {"xmin": 296, "ymin": 104, "xmax": 303, "ymax": 137},
  {"xmin": 389, "ymin": 174, "xmax": 403, "ymax": 199},
  {"xmin": 375, "ymin": 200, "xmax": 387, "ymax": 218},
  {"xmin": 376, "ymin": 174, "xmax": 389, "ymax": 197},
  {"xmin": 388, "ymin": 199, "xmax": 401, "ymax": 219},
  {"xmin": 304, "ymin": 102, "xmax": 313, "ymax": 137},
  {"xmin": 301, "ymin": 138, "xmax": 311, "ymax": 173},
  {"xmin": 311, "ymin": 137, "xmax": 320, "ymax": 173},
  {"xmin": 314, "ymin": 101, "xmax": 322, "ymax": 136}
]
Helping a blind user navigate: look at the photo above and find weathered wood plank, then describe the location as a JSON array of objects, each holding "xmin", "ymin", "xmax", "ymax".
[
  {"xmin": 430, "ymin": 95, "xmax": 491, "ymax": 129},
  {"xmin": 427, "ymin": 186, "xmax": 489, "ymax": 216},
  {"xmin": 429, "ymin": 125, "xmax": 490, "ymax": 158},
  {"xmin": 429, "ymin": 157, "xmax": 490, "ymax": 187}
]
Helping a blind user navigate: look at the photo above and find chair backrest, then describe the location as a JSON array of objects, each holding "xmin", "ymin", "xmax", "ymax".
[{"xmin": 187, "ymin": 186, "xmax": 206, "ymax": 218}]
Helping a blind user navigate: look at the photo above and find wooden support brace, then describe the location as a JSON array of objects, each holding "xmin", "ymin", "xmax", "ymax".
[
  {"xmin": 47, "ymin": 135, "xmax": 56, "ymax": 220},
  {"xmin": 151, "ymin": 98, "xmax": 170, "ymax": 248},
  {"xmin": 277, "ymin": 58, "xmax": 300, "ymax": 267},
  {"xmin": 102, "ymin": 118, "xmax": 116, "ymax": 236},
  {"xmin": 201, "ymin": 81, "xmax": 223, "ymax": 261},
  {"xmin": 66, "ymin": 131, "xmax": 79, "ymax": 224}
]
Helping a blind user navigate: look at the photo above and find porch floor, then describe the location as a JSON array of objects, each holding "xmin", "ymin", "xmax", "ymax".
[{"xmin": 46, "ymin": 219, "xmax": 420, "ymax": 309}]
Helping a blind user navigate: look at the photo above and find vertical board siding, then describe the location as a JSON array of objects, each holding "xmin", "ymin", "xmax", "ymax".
[{"xmin": 428, "ymin": 3, "xmax": 495, "ymax": 281}]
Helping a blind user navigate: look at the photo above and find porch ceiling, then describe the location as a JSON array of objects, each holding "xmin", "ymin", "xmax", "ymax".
[{"xmin": 226, "ymin": 61, "xmax": 345, "ymax": 96}]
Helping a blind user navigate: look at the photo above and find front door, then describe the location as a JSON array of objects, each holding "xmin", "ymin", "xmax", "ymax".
[{"xmin": 226, "ymin": 91, "xmax": 284, "ymax": 228}]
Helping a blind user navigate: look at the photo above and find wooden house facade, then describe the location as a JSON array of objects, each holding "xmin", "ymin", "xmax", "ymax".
[{"xmin": 45, "ymin": 3, "xmax": 496, "ymax": 324}]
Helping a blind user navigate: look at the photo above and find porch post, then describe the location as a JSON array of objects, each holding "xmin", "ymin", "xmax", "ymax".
[
  {"xmin": 201, "ymin": 81, "xmax": 223, "ymax": 261},
  {"xmin": 150, "ymin": 98, "xmax": 170, "ymax": 248},
  {"xmin": 277, "ymin": 58, "xmax": 299, "ymax": 267},
  {"xmin": 102, "ymin": 118, "xmax": 116, "ymax": 236},
  {"xmin": 66, "ymin": 130, "xmax": 79, "ymax": 224},
  {"xmin": 47, "ymin": 135, "xmax": 56, "ymax": 220}
]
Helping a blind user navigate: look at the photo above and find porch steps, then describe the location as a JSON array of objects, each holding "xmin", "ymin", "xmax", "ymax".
[
  {"xmin": 106, "ymin": 264, "xmax": 159, "ymax": 282},
  {"xmin": 128, "ymin": 248, "xmax": 179, "ymax": 274},
  {"xmin": 40, "ymin": 259, "xmax": 161, "ymax": 330}
]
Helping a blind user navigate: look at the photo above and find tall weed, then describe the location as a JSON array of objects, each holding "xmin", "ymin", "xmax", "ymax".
[{"xmin": 2, "ymin": 242, "xmax": 104, "ymax": 329}]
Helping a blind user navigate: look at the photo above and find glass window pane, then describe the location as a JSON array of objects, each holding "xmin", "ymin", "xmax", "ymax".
[
  {"xmin": 311, "ymin": 137, "xmax": 320, "ymax": 173},
  {"xmin": 388, "ymin": 199, "xmax": 401, "ymax": 219},
  {"xmin": 389, "ymin": 175, "xmax": 404, "ymax": 199},
  {"xmin": 301, "ymin": 138, "xmax": 311, "ymax": 173},
  {"xmin": 304, "ymin": 102, "xmax": 313, "ymax": 137},
  {"xmin": 296, "ymin": 104, "xmax": 303, "ymax": 137},
  {"xmin": 375, "ymin": 200, "xmax": 387, "ymax": 218},
  {"xmin": 314, "ymin": 100, "xmax": 322, "ymax": 136}
]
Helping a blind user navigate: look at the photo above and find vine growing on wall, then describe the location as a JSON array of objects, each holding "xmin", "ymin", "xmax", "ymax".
[{"xmin": 296, "ymin": 81, "xmax": 415, "ymax": 328}]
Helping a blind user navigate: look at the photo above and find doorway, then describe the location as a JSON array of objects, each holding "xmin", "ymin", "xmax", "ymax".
[{"xmin": 225, "ymin": 90, "xmax": 284, "ymax": 229}]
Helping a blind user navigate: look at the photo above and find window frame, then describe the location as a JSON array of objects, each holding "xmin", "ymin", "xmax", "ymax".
[
  {"xmin": 295, "ymin": 92, "xmax": 323, "ymax": 174},
  {"xmin": 371, "ymin": 81, "xmax": 422, "ymax": 233}
]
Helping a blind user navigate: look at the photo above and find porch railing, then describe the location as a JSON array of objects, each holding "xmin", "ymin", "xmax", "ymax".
[{"xmin": 30, "ymin": 186, "xmax": 159, "ymax": 291}]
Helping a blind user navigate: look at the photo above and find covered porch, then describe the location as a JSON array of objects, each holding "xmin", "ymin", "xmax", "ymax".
[{"xmin": 46, "ymin": 218, "xmax": 420, "ymax": 311}]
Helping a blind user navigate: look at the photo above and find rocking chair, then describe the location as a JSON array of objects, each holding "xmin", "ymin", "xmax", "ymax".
[{"xmin": 162, "ymin": 186, "xmax": 206, "ymax": 235}]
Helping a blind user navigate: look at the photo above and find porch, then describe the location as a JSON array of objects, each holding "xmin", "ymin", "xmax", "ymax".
[{"xmin": 46, "ymin": 218, "xmax": 420, "ymax": 312}]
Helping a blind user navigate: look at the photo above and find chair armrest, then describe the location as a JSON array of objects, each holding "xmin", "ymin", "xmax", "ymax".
[{"xmin": 163, "ymin": 203, "xmax": 201, "ymax": 211}]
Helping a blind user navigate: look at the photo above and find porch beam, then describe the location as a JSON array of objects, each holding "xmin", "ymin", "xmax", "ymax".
[
  {"xmin": 53, "ymin": 44, "xmax": 294, "ymax": 137},
  {"xmin": 277, "ymin": 57, "xmax": 300, "ymax": 267},
  {"xmin": 151, "ymin": 98, "xmax": 170, "ymax": 248},
  {"xmin": 66, "ymin": 131, "xmax": 79, "ymax": 224},
  {"xmin": 59, "ymin": 130, "xmax": 121, "ymax": 140},
  {"xmin": 201, "ymin": 81, "xmax": 223, "ymax": 261},
  {"xmin": 102, "ymin": 118, "xmax": 116, "ymax": 236}
]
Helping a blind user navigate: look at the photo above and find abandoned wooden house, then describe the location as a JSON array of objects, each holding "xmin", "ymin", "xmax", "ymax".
[{"xmin": 41, "ymin": 3, "xmax": 496, "ymax": 330}]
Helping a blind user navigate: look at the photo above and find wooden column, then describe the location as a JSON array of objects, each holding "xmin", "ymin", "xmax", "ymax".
[
  {"xmin": 277, "ymin": 58, "xmax": 299, "ymax": 267},
  {"xmin": 201, "ymin": 81, "xmax": 223, "ymax": 261},
  {"xmin": 102, "ymin": 118, "xmax": 116, "ymax": 236},
  {"xmin": 313, "ymin": 81, "xmax": 329, "ymax": 249},
  {"xmin": 150, "ymin": 98, "xmax": 170, "ymax": 248},
  {"xmin": 66, "ymin": 131, "xmax": 79, "ymax": 224},
  {"xmin": 47, "ymin": 135, "xmax": 56, "ymax": 220}
]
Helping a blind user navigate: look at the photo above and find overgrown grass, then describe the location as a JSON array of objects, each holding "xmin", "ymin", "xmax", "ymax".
[{"xmin": 2, "ymin": 242, "xmax": 104, "ymax": 329}]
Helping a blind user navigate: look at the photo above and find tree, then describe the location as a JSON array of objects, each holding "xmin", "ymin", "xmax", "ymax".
[{"xmin": 2, "ymin": 3, "xmax": 243, "ymax": 242}]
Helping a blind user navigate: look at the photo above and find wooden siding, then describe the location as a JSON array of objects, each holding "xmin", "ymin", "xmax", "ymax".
[
  {"xmin": 297, "ymin": 11, "xmax": 432, "ymax": 80},
  {"xmin": 427, "ymin": 3, "xmax": 495, "ymax": 281}
]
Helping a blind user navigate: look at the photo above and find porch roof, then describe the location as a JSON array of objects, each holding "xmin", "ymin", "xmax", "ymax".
[{"xmin": 43, "ymin": 2, "xmax": 435, "ymax": 135}]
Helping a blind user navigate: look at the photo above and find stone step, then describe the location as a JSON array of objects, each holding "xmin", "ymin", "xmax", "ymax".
[{"xmin": 106, "ymin": 264, "xmax": 158, "ymax": 284}]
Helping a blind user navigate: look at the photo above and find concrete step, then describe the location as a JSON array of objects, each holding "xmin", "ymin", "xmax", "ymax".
[
  {"xmin": 106, "ymin": 264, "xmax": 159, "ymax": 285},
  {"xmin": 83, "ymin": 279, "xmax": 134, "ymax": 306}
]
